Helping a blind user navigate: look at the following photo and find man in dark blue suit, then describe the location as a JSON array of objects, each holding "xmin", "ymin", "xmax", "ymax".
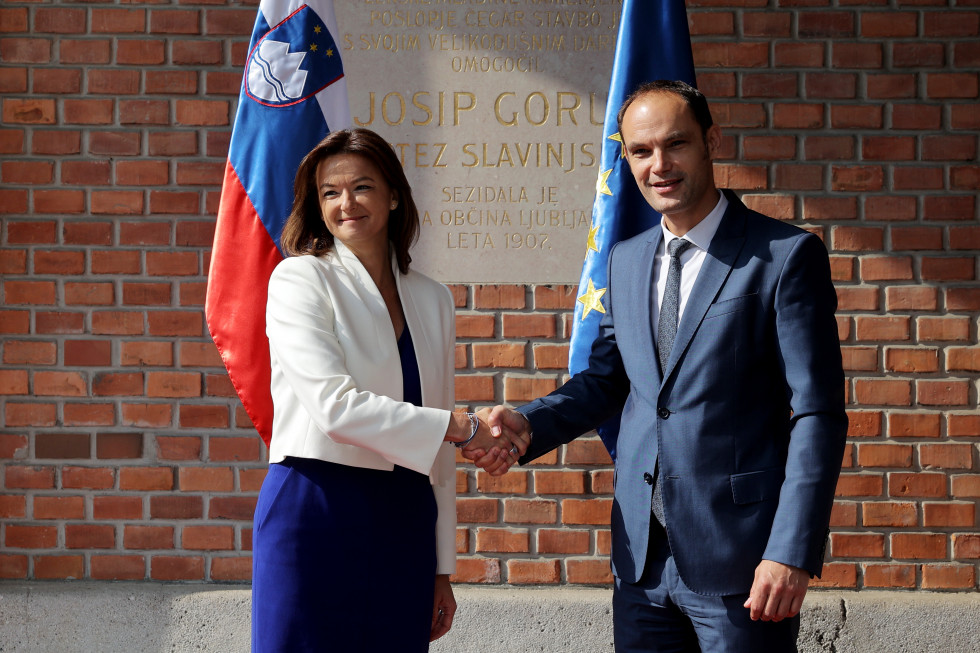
[{"xmin": 482, "ymin": 81, "xmax": 847, "ymax": 651}]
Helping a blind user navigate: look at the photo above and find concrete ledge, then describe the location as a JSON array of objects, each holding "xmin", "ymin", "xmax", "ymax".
[{"xmin": 1, "ymin": 583, "xmax": 978, "ymax": 652}]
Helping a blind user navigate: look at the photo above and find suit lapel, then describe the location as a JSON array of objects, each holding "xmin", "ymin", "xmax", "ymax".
[
  {"xmin": 661, "ymin": 198, "xmax": 747, "ymax": 383},
  {"xmin": 638, "ymin": 230, "xmax": 663, "ymax": 385}
]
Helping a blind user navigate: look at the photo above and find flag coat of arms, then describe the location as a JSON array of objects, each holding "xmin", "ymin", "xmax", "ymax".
[
  {"xmin": 570, "ymin": 0, "xmax": 696, "ymax": 455},
  {"xmin": 206, "ymin": 0, "xmax": 351, "ymax": 445}
]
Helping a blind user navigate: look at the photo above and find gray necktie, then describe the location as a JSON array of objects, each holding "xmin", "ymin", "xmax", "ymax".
[{"xmin": 652, "ymin": 238, "xmax": 692, "ymax": 525}]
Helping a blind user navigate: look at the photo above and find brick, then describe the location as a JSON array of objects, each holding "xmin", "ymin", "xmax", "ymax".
[
  {"xmin": 916, "ymin": 380, "xmax": 970, "ymax": 407},
  {"xmin": 5, "ymin": 403, "xmax": 57, "ymax": 427},
  {"xmin": 93, "ymin": 496, "xmax": 142, "ymax": 520},
  {"xmin": 147, "ymin": 372, "xmax": 201, "ymax": 398},
  {"xmin": 884, "ymin": 348, "xmax": 939, "ymax": 373},
  {"xmin": 831, "ymin": 105, "xmax": 883, "ymax": 129},
  {"xmin": 93, "ymin": 372, "xmax": 143, "ymax": 396},
  {"xmin": 150, "ymin": 556, "xmax": 205, "ymax": 581},
  {"xmin": 802, "ymin": 196, "xmax": 857, "ymax": 221},
  {"xmin": 1, "ymin": 39, "xmax": 51, "ymax": 64},
  {"xmin": 921, "ymin": 257, "xmax": 975, "ymax": 281},
  {"xmin": 920, "ymin": 444, "xmax": 974, "ymax": 470},
  {"xmin": 62, "ymin": 466, "xmax": 114, "ymax": 490},
  {"xmin": 830, "ymin": 502, "xmax": 858, "ymax": 527},
  {"xmin": 775, "ymin": 42, "xmax": 825, "ymax": 69},
  {"xmin": 65, "ymin": 282, "xmax": 114, "ymax": 305},
  {"xmin": 566, "ymin": 559, "xmax": 614, "ymax": 585},
  {"xmin": 507, "ymin": 559, "xmax": 561, "ymax": 584},
  {"xmin": 502, "ymin": 498, "xmax": 557, "ymax": 524},
  {"xmin": 4, "ymin": 340, "xmax": 57, "ymax": 364},
  {"xmin": 0, "ymin": 370, "xmax": 29, "ymax": 395},
  {"xmin": 865, "ymin": 196, "xmax": 917, "ymax": 222},
  {"xmin": 114, "ymin": 38, "xmax": 166, "ymax": 66},
  {"xmin": 120, "ymin": 403, "xmax": 172, "ymax": 429},
  {"xmin": 810, "ymin": 563, "xmax": 857, "ymax": 589},
  {"xmin": 209, "ymin": 497, "xmax": 257, "ymax": 520},
  {"xmin": 893, "ymin": 43, "xmax": 944, "ymax": 69},
  {"xmin": 90, "ymin": 131, "xmax": 141, "ymax": 156},
  {"xmin": 863, "ymin": 564, "xmax": 916, "ymax": 588},
  {"xmin": 475, "ymin": 527, "xmax": 529, "ymax": 553},
  {"xmin": 833, "ymin": 43, "xmax": 883, "ymax": 70},
  {"xmin": 888, "ymin": 472, "xmax": 948, "ymax": 499},
  {"xmin": 501, "ymin": 313, "xmax": 555, "ymax": 338},
  {"xmin": 119, "ymin": 467, "xmax": 174, "ymax": 491},
  {"xmin": 0, "ymin": 495, "xmax": 26, "ymax": 519},
  {"xmin": 150, "ymin": 496, "xmax": 202, "ymax": 520},
  {"xmin": 830, "ymin": 533, "xmax": 884, "ymax": 558},
  {"xmin": 4, "ymin": 281, "xmax": 57, "ymax": 305},
  {"xmin": 63, "ymin": 403, "xmax": 114, "ymax": 428},
  {"xmin": 831, "ymin": 166, "xmax": 884, "ymax": 192},
  {"xmin": 474, "ymin": 285, "xmax": 525, "ymax": 309},
  {"xmin": 211, "ymin": 557, "xmax": 252, "ymax": 581},
  {"xmin": 3, "ymin": 160, "xmax": 53, "ymax": 184},
  {"xmin": 503, "ymin": 376, "xmax": 558, "ymax": 403},
  {"xmin": 835, "ymin": 473, "xmax": 884, "ymax": 497},
  {"xmin": 927, "ymin": 73, "xmax": 979, "ymax": 99},
  {"xmin": 862, "ymin": 501, "xmax": 918, "ymax": 527},
  {"xmin": 533, "ymin": 470, "xmax": 586, "ymax": 495},
  {"xmin": 34, "ymin": 556, "xmax": 84, "ymax": 580},
  {"xmin": 948, "ymin": 414, "xmax": 980, "ymax": 437},
  {"xmin": 921, "ymin": 564, "xmax": 976, "ymax": 590},
  {"xmin": 536, "ymin": 528, "xmax": 590, "ymax": 554},
  {"xmin": 179, "ymin": 467, "xmax": 234, "ymax": 492},
  {"xmin": 859, "ymin": 257, "xmax": 914, "ymax": 282},
  {"xmin": 36, "ymin": 432, "xmax": 89, "ymax": 458},
  {"xmin": 917, "ymin": 316, "xmax": 970, "ymax": 342},
  {"xmin": 182, "ymin": 525, "xmax": 234, "ymax": 551},
  {"xmin": 953, "ymin": 533, "xmax": 980, "ymax": 558},
  {"xmin": 450, "ymin": 557, "xmax": 500, "ymax": 584},
  {"xmin": 946, "ymin": 288, "xmax": 980, "ymax": 311},
  {"xmin": 774, "ymin": 164, "xmax": 822, "ymax": 190},
  {"xmin": 96, "ymin": 433, "xmax": 144, "ymax": 459},
  {"xmin": 175, "ymin": 100, "xmax": 230, "ymax": 126},
  {"xmin": 475, "ymin": 470, "xmax": 528, "ymax": 494},
  {"xmin": 34, "ymin": 496, "xmax": 85, "ymax": 520},
  {"xmin": 892, "ymin": 533, "xmax": 947, "ymax": 560},
  {"xmin": 857, "ymin": 444, "xmax": 913, "ymax": 469},
  {"xmin": 173, "ymin": 40, "xmax": 223, "ymax": 66},
  {"xmin": 472, "ymin": 343, "xmax": 525, "ymax": 368},
  {"xmin": 64, "ymin": 221, "xmax": 112, "ymax": 245},
  {"xmin": 65, "ymin": 524, "xmax": 115, "ymax": 549},
  {"xmin": 847, "ymin": 411, "xmax": 882, "ymax": 438},
  {"xmin": 91, "ymin": 555, "xmax": 146, "ymax": 580},
  {"xmin": 923, "ymin": 503, "xmax": 975, "ymax": 528},
  {"xmin": 178, "ymin": 342, "xmax": 221, "ymax": 367},
  {"xmin": 694, "ymin": 42, "xmax": 768, "ymax": 68},
  {"xmin": 564, "ymin": 440, "xmax": 613, "ymax": 466},
  {"xmin": 456, "ymin": 497, "xmax": 498, "ymax": 523},
  {"xmin": 561, "ymin": 498, "xmax": 612, "ymax": 525}
]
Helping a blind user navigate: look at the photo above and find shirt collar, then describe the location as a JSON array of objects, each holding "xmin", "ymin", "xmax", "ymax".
[{"xmin": 660, "ymin": 190, "xmax": 728, "ymax": 252}]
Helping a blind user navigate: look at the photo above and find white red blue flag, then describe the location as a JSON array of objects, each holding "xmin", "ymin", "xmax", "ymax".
[
  {"xmin": 570, "ymin": 0, "xmax": 696, "ymax": 456},
  {"xmin": 206, "ymin": 0, "xmax": 350, "ymax": 445}
]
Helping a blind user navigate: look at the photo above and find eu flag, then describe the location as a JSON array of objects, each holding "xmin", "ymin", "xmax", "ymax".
[{"xmin": 570, "ymin": 0, "xmax": 696, "ymax": 456}]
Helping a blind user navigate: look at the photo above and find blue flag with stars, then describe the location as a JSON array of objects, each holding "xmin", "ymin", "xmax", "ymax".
[{"xmin": 570, "ymin": 0, "xmax": 696, "ymax": 456}]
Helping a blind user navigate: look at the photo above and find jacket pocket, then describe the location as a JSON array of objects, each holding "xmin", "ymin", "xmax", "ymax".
[
  {"xmin": 704, "ymin": 292, "xmax": 758, "ymax": 321},
  {"xmin": 730, "ymin": 467, "xmax": 784, "ymax": 505}
]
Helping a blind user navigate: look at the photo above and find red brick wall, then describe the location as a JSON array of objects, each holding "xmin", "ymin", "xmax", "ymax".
[{"xmin": 1, "ymin": 1, "xmax": 978, "ymax": 589}]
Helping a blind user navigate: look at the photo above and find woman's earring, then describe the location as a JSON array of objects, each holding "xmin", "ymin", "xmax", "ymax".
[{"xmin": 390, "ymin": 200, "xmax": 398, "ymax": 210}]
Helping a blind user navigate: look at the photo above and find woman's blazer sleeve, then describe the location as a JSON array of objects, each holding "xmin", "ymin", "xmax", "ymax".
[{"xmin": 266, "ymin": 256, "xmax": 449, "ymax": 476}]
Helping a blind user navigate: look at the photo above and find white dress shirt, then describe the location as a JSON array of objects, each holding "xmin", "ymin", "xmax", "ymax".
[{"xmin": 652, "ymin": 191, "xmax": 728, "ymax": 341}]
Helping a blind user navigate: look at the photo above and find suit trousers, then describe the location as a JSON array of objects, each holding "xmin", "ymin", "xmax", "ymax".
[{"xmin": 612, "ymin": 521, "xmax": 799, "ymax": 653}]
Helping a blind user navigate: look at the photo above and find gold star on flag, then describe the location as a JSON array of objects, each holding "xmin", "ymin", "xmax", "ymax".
[
  {"xmin": 577, "ymin": 278, "xmax": 606, "ymax": 319},
  {"xmin": 586, "ymin": 224, "xmax": 599, "ymax": 254},
  {"xmin": 596, "ymin": 168, "xmax": 613, "ymax": 196},
  {"xmin": 326, "ymin": 48, "xmax": 334, "ymax": 57},
  {"xmin": 314, "ymin": 25, "xmax": 322, "ymax": 34},
  {"xmin": 608, "ymin": 131, "xmax": 626, "ymax": 158},
  {"xmin": 310, "ymin": 43, "xmax": 318, "ymax": 51}
]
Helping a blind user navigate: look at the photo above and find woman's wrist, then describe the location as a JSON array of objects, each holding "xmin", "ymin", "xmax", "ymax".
[{"xmin": 453, "ymin": 412, "xmax": 479, "ymax": 448}]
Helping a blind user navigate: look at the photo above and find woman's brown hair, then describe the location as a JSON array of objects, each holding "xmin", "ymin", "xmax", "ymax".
[{"xmin": 280, "ymin": 128, "xmax": 420, "ymax": 274}]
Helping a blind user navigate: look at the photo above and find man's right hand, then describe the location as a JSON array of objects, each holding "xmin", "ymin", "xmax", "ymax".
[{"xmin": 458, "ymin": 406, "xmax": 532, "ymax": 476}]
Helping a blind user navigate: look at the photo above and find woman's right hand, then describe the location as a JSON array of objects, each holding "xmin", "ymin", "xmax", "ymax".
[{"xmin": 446, "ymin": 411, "xmax": 529, "ymax": 474}]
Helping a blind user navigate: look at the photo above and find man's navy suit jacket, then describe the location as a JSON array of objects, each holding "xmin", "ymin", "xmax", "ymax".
[{"xmin": 519, "ymin": 190, "xmax": 847, "ymax": 596}]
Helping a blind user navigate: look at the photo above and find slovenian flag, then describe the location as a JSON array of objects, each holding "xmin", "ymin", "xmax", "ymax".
[
  {"xmin": 570, "ymin": 0, "xmax": 696, "ymax": 456},
  {"xmin": 205, "ymin": 0, "xmax": 351, "ymax": 446}
]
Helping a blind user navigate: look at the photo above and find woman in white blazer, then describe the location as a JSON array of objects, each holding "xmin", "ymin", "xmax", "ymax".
[{"xmin": 251, "ymin": 129, "xmax": 529, "ymax": 652}]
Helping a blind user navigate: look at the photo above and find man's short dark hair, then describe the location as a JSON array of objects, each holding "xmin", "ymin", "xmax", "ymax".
[{"xmin": 616, "ymin": 80, "xmax": 714, "ymax": 137}]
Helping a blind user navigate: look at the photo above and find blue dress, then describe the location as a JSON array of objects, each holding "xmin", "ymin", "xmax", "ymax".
[{"xmin": 252, "ymin": 327, "xmax": 437, "ymax": 652}]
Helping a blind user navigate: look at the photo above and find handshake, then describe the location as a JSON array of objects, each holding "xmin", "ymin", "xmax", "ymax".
[{"xmin": 450, "ymin": 406, "xmax": 533, "ymax": 476}]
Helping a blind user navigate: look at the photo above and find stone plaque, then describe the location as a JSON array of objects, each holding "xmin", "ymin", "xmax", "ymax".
[{"xmin": 334, "ymin": 1, "xmax": 622, "ymax": 283}]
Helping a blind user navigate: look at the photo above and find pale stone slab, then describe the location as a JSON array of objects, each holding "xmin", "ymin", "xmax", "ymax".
[{"xmin": 333, "ymin": 1, "xmax": 623, "ymax": 283}]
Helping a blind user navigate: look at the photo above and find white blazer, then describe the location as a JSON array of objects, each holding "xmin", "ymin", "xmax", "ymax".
[{"xmin": 266, "ymin": 240, "xmax": 457, "ymax": 574}]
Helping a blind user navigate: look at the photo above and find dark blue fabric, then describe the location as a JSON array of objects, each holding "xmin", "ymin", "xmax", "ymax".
[{"xmin": 252, "ymin": 326, "xmax": 436, "ymax": 652}]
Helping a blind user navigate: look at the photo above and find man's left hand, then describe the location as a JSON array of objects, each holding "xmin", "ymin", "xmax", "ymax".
[{"xmin": 743, "ymin": 560, "xmax": 810, "ymax": 622}]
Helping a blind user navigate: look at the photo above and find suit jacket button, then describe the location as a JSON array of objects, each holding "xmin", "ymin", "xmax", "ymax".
[
  {"xmin": 657, "ymin": 407, "xmax": 670, "ymax": 419},
  {"xmin": 643, "ymin": 472, "xmax": 654, "ymax": 485}
]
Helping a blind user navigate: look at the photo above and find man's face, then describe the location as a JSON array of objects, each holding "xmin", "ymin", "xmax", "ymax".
[{"xmin": 621, "ymin": 92, "xmax": 721, "ymax": 231}]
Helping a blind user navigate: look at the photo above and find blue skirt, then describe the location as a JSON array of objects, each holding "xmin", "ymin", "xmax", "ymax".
[{"xmin": 252, "ymin": 457, "xmax": 437, "ymax": 652}]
